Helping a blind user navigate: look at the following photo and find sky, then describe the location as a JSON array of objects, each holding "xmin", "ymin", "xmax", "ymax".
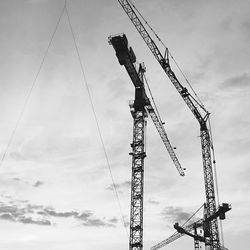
[{"xmin": 0, "ymin": 0, "xmax": 249, "ymax": 249}]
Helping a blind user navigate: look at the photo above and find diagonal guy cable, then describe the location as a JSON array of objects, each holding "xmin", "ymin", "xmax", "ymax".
[
  {"xmin": 0, "ymin": 2, "xmax": 66, "ymax": 167},
  {"xmin": 65, "ymin": 2, "xmax": 129, "ymax": 238}
]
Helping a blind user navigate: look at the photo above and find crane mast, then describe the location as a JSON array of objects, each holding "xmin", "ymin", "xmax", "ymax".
[
  {"xmin": 109, "ymin": 33, "xmax": 184, "ymax": 250},
  {"xmin": 129, "ymin": 96, "xmax": 147, "ymax": 250},
  {"xmin": 117, "ymin": 1, "xmax": 220, "ymax": 248}
]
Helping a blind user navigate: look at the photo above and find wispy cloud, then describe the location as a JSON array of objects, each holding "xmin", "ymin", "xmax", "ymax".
[
  {"xmin": 0, "ymin": 201, "xmax": 51, "ymax": 226},
  {"xmin": 220, "ymin": 73, "xmax": 250, "ymax": 89},
  {"xmin": 106, "ymin": 181, "xmax": 131, "ymax": 193},
  {"xmin": 33, "ymin": 181, "xmax": 44, "ymax": 187},
  {"xmin": 148, "ymin": 198, "xmax": 160, "ymax": 205},
  {"xmin": 82, "ymin": 218, "xmax": 115, "ymax": 227},
  {"xmin": 19, "ymin": 216, "xmax": 51, "ymax": 226},
  {"xmin": 0, "ymin": 197, "xmax": 119, "ymax": 228},
  {"xmin": 0, "ymin": 213, "xmax": 15, "ymax": 222},
  {"xmin": 109, "ymin": 217, "xmax": 118, "ymax": 223}
]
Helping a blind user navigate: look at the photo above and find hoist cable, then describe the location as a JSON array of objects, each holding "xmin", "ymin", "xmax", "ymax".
[
  {"xmin": 168, "ymin": 51, "xmax": 206, "ymax": 110},
  {"xmin": 182, "ymin": 203, "xmax": 204, "ymax": 227},
  {"xmin": 127, "ymin": 0, "xmax": 206, "ymax": 110},
  {"xmin": 0, "ymin": 1, "xmax": 66, "ymax": 167},
  {"xmin": 65, "ymin": 3, "xmax": 129, "ymax": 238},
  {"xmin": 189, "ymin": 92, "xmax": 209, "ymax": 114},
  {"xmin": 162, "ymin": 203, "xmax": 205, "ymax": 248}
]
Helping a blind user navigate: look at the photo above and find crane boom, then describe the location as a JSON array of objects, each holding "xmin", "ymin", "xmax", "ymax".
[
  {"xmin": 117, "ymin": 1, "xmax": 220, "ymax": 248},
  {"xmin": 151, "ymin": 232, "xmax": 180, "ymax": 250},
  {"xmin": 117, "ymin": 0, "xmax": 205, "ymax": 124},
  {"xmin": 145, "ymin": 104, "xmax": 184, "ymax": 176},
  {"xmin": 109, "ymin": 34, "xmax": 185, "ymax": 176}
]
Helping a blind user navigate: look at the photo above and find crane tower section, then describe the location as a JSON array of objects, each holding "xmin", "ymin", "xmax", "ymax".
[
  {"xmin": 110, "ymin": 33, "xmax": 148, "ymax": 250},
  {"xmin": 129, "ymin": 100, "xmax": 147, "ymax": 250}
]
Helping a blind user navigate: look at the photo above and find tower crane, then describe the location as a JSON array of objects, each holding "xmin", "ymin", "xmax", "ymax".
[
  {"xmin": 151, "ymin": 203, "xmax": 231, "ymax": 250},
  {"xmin": 116, "ymin": 1, "xmax": 231, "ymax": 249},
  {"xmin": 109, "ymin": 33, "xmax": 185, "ymax": 250},
  {"xmin": 150, "ymin": 219, "xmax": 204, "ymax": 250}
]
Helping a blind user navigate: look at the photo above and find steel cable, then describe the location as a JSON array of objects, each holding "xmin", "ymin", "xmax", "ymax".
[
  {"xmin": 0, "ymin": 1, "xmax": 66, "ymax": 167},
  {"xmin": 127, "ymin": 0, "xmax": 206, "ymax": 110},
  {"xmin": 65, "ymin": 2, "xmax": 129, "ymax": 238}
]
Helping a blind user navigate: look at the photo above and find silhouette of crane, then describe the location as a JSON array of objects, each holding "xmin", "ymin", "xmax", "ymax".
[
  {"xmin": 116, "ymin": 1, "xmax": 231, "ymax": 249},
  {"xmin": 109, "ymin": 33, "xmax": 184, "ymax": 250},
  {"xmin": 151, "ymin": 203, "xmax": 231, "ymax": 250}
]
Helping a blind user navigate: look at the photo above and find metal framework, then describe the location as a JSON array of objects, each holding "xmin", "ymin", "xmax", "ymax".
[
  {"xmin": 109, "ymin": 34, "xmax": 184, "ymax": 250},
  {"xmin": 151, "ymin": 202, "xmax": 231, "ymax": 250},
  {"xmin": 151, "ymin": 219, "xmax": 204, "ymax": 250},
  {"xmin": 117, "ymin": 0, "xmax": 221, "ymax": 248},
  {"xmin": 145, "ymin": 104, "xmax": 184, "ymax": 176},
  {"xmin": 194, "ymin": 225, "xmax": 200, "ymax": 250},
  {"xmin": 129, "ymin": 103, "xmax": 147, "ymax": 250},
  {"xmin": 109, "ymin": 34, "xmax": 184, "ymax": 177}
]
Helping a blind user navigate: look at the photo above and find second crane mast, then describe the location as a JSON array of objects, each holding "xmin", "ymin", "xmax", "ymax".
[{"xmin": 117, "ymin": 0, "xmax": 220, "ymax": 249}]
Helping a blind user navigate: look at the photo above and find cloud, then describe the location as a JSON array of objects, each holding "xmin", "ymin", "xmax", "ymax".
[
  {"xmin": 106, "ymin": 181, "xmax": 131, "ymax": 193},
  {"xmin": 76, "ymin": 211, "xmax": 93, "ymax": 220},
  {"xmin": 220, "ymin": 73, "xmax": 250, "ymax": 89},
  {"xmin": 0, "ymin": 197, "xmax": 118, "ymax": 228},
  {"xmin": 19, "ymin": 216, "xmax": 51, "ymax": 226},
  {"xmin": 82, "ymin": 218, "xmax": 115, "ymax": 228},
  {"xmin": 148, "ymin": 198, "xmax": 160, "ymax": 205},
  {"xmin": 33, "ymin": 181, "xmax": 44, "ymax": 187},
  {"xmin": 0, "ymin": 213, "xmax": 15, "ymax": 222},
  {"xmin": 76, "ymin": 213, "xmax": 118, "ymax": 228},
  {"xmin": 44, "ymin": 208, "xmax": 79, "ymax": 218},
  {"xmin": 161, "ymin": 206, "xmax": 196, "ymax": 225},
  {"xmin": 0, "ymin": 202, "xmax": 51, "ymax": 226},
  {"xmin": 109, "ymin": 217, "xmax": 118, "ymax": 223}
]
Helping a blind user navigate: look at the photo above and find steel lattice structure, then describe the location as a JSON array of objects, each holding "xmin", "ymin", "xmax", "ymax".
[
  {"xmin": 129, "ymin": 106, "xmax": 147, "ymax": 250},
  {"xmin": 109, "ymin": 33, "xmax": 184, "ymax": 250},
  {"xmin": 117, "ymin": 0, "xmax": 220, "ymax": 248}
]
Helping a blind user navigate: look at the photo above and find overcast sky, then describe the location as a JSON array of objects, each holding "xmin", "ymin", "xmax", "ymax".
[{"xmin": 0, "ymin": 0, "xmax": 249, "ymax": 249}]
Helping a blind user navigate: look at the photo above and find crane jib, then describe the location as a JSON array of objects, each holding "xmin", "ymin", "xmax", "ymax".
[{"xmin": 118, "ymin": 0, "xmax": 206, "ymax": 126}]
